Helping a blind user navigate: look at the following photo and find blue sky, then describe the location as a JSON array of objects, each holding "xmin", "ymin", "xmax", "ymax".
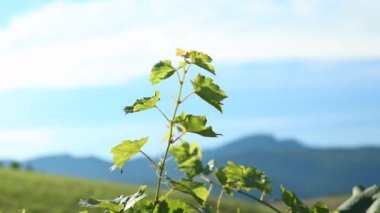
[{"xmin": 0, "ymin": 0, "xmax": 380, "ymax": 160}]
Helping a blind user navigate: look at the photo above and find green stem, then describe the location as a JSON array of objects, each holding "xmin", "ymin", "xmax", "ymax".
[
  {"xmin": 237, "ymin": 190, "xmax": 281, "ymax": 213},
  {"xmin": 140, "ymin": 151, "xmax": 158, "ymax": 169},
  {"xmin": 216, "ymin": 188, "xmax": 224, "ymax": 213},
  {"xmin": 154, "ymin": 65, "xmax": 188, "ymax": 204},
  {"xmin": 155, "ymin": 106, "xmax": 170, "ymax": 122}
]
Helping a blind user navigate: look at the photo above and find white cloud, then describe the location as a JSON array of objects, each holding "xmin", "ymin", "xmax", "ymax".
[{"xmin": 0, "ymin": 0, "xmax": 379, "ymax": 92}]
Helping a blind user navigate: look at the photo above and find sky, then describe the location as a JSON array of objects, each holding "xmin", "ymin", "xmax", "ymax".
[{"xmin": 0, "ymin": 0, "xmax": 380, "ymax": 161}]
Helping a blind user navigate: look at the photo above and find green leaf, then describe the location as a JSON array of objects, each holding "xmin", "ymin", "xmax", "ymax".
[
  {"xmin": 281, "ymin": 185, "xmax": 311, "ymax": 213},
  {"xmin": 153, "ymin": 199, "xmax": 194, "ymax": 213},
  {"xmin": 174, "ymin": 112, "xmax": 220, "ymax": 137},
  {"xmin": 216, "ymin": 161, "xmax": 272, "ymax": 195},
  {"xmin": 124, "ymin": 91, "xmax": 160, "ymax": 114},
  {"xmin": 80, "ymin": 185, "xmax": 147, "ymax": 212},
  {"xmin": 111, "ymin": 137, "xmax": 148, "ymax": 171},
  {"xmin": 191, "ymin": 74, "xmax": 227, "ymax": 113},
  {"xmin": 79, "ymin": 198, "xmax": 124, "ymax": 212},
  {"xmin": 169, "ymin": 142, "xmax": 203, "ymax": 178},
  {"xmin": 150, "ymin": 60, "xmax": 176, "ymax": 84},
  {"xmin": 170, "ymin": 179, "xmax": 210, "ymax": 205},
  {"xmin": 188, "ymin": 50, "xmax": 215, "ymax": 74}
]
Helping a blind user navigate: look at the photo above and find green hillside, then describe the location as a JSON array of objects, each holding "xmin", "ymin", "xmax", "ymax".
[{"xmin": 0, "ymin": 168, "xmax": 269, "ymax": 213}]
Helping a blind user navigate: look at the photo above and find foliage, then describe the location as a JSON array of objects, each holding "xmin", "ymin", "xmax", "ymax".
[
  {"xmin": 80, "ymin": 49, "xmax": 333, "ymax": 213},
  {"xmin": 0, "ymin": 168, "xmax": 263, "ymax": 212}
]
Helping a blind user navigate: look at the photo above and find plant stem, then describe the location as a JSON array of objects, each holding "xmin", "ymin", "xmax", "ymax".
[
  {"xmin": 140, "ymin": 151, "xmax": 158, "ymax": 169},
  {"xmin": 237, "ymin": 190, "xmax": 281, "ymax": 213},
  {"xmin": 155, "ymin": 106, "xmax": 170, "ymax": 122},
  {"xmin": 154, "ymin": 65, "xmax": 188, "ymax": 204},
  {"xmin": 216, "ymin": 188, "xmax": 224, "ymax": 213}
]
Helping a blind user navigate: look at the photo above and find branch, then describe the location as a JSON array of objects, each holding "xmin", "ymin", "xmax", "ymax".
[
  {"xmin": 237, "ymin": 190, "xmax": 281, "ymax": 213},
  {"xmin": 140, "ymin": 151, "xmax": 159, "ymax": 169}
]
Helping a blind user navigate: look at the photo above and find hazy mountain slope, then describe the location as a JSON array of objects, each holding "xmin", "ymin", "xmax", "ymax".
[{"xmin": 3, "ymin": 134, "xmax": 378, "ymax": 198}]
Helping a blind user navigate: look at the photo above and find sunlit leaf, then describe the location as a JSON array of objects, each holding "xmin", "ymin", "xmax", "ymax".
[
  {"xmin": 80, "ymin": 185, "xmax": 147, "ymax": 212},
  {"xmin": 174, "ymin": 112, "xmax": 219, "ymax": 137},
  {"xmin": 79, "ymin": 198, "xmax": 124, "ymax": 212},
  {"xmin": 176, "ymin": 48, "xmax": 187, "ymax": 57},
  {"xmin": 153, "ymin": 199, "xmax": 194, "ymax": 213},
  {"xmin": 187, "ymin": 50, "xmax": 215, "ymax": 74},
  {"xmin": 111, "ymin": 137, "xmax": 148, "ymax": 171},
  {"xmin": 150, "ymin": 60, "xmax": 176, "ymax": 84},
  {"xmin": 191, "ymin": 74, "xmax": 227, "ymax": 113},
  {"xmin": 124, "ymin": 91, "xmax": 160, "ymax": 114},
  {"xmin": 169, "ymin": 142, "xmax": 203, "ymax": 178},
  {"xmin": 216, "ymin": 161, "xmax": 272, "ymax": 195},
  {"xmin": 281, "ymin": 185, "xmax": 311, "ymax": 213},
  {"xmin": 170, "ymin": 179, "xmax": 210, "ymax": 205}
]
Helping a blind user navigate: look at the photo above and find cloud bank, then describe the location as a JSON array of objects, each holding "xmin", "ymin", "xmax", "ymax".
[{"xmin": 0, "ymin": 0, "xmax": 379, "ymax": 92}]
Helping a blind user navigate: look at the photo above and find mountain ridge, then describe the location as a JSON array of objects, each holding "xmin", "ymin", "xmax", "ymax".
[{"xmin": 1, "ymin": 134, "xmax": 379, "ymax": 198}]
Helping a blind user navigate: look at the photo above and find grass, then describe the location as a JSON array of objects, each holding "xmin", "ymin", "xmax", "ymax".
[{"xmin": 0, "ymin": 168, "xmax": 272, "ymax": 213}]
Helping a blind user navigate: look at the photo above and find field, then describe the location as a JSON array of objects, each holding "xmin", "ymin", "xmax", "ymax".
[{"xmin": 0, "ymin": 168, "xmax": 273, "ymax": 213}]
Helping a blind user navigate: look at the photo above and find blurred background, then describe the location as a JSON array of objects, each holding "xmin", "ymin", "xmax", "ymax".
[{"xmin": 0, "ymin": 0, "xmax": 379, "ymax": 211}]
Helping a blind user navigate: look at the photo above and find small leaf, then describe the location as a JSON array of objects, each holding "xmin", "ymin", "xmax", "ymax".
[
  {"xmin": 176, "ymin": 48, "xmax": 187, "ymax": 57},
  {"xmin": 169, "ymin": 142, "xmax": 203, "ymax": 178},
  {"xmin": 170, "ymin": 179, "xmax": 210, "ymax": 205},
  {"xmin": 111, "ymin": 137, "xmax": 148, "ymax": 171},
  {"xmin": 174, "ymin": 112, "xmax": 220, "ymax": 137},
  {"xmin": 150, "ymin": 60, "xmax": 176, "ymax": 84},
  {"xmin": 153, "ymin": 199, "xmax": 194, "ymax": 213},
  {"xmin": 188, "ymin": 50, "xmax": 215, "ymax": 74},
  {"xmin": 124, "ymin": 91, "xmax": 160, "ymax": 114},
  {"xmin": 80, "ymin": 185, "xmax": 147, "ymax": 212},
  {"xmin": 191, "ymin": 74, "xmax": 227, "ymax": 113},
  {"xmin": 79, "ymin": 198, "xmax": 124, "ymax": 212},
  {"xmin": 281, "ymin": 185, "xmax": 311, "ymax": 213},
  {"xmin": 216, "ymin": 161, "xmax": 272, "ymax": 195}
]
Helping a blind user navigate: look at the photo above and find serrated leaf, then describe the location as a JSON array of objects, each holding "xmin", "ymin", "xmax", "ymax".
[
  {"xmin": 153, "ymin": 199, "xmax": 194, "ymax": 213},
  {"xmin": 150, "ymin": 60, "xmax": 176, "ymax": 84},
  {"xmin": 124, "ymin": 91, "xmax": 160, "ymax": 114},
  {"xmin": 79, "ymin": 198, "xmax": 124, "ymax": 212},
  {"xmin": 80, "ymin": 185, "xmax": 147, "ymax": 212},
  {"xmin": 169, "ymin": 142, "xmax": 203, "ymax": 178},
  {"xmin": 188, "ymin": 50, "xmax": 215, "ymax": 74},
  {"xmin": 216, "ymin": 161, "xmax": 272, "ymax": 195},
  {"xmin": 111, "ymin": 137, "xmax": 148, "ymax": 171},
  {"xmin": 170, "ymin": 179, "xmax": 210, "ymax": 205},
  {"xmin": 281, "ymin": 185, "xmax": 311, "ymax": 213},
  {"xmin": 174, "ymin": 112, "xmax": 219, "ymax": 137},
  {"xmin": 191, "ymin": 74, "xmax": 227, "ymax": 113}
]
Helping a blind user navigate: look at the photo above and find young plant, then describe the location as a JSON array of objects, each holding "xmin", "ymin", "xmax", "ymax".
[{"xmin": 80, "ymin": 49, "xmax": 332, "ymax": 213}]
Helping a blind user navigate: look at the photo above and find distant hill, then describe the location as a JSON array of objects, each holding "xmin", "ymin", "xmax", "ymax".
[{"xmin": 2, "ymin": 134, "xmax": 379, "ymax": 198}]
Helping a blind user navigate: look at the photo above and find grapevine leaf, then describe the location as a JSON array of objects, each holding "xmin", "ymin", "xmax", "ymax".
[
  {"xmin": 170, "ymin": 179, "xmax": 210, "ymax": 205},
  {"xmin": 111, "ymin": 137, "xmax": 148, "ymax": 171},
  {"xmin": 79, "ymin": 198, "xmax": 124, "ymax": 212},
  {"xmin": 169, "ymin": 142, "xmax": 203, "ymax": 178},
  {"xmin": 124, "ymin": 91, "xmax": 160, "ymax": 114},
  {"xmin": 191, "ymin": 74, "xmax": 227, "ymax": 113},
  {"xmin": 281, "ymin": 185, "xmax": 311, "ymax": 213},
  {"xmin": 153, "ymin": 199, "xmax": 194, "ymax": 213},
  {"xmin": 80, "ymin": 185, "xmax": 147, "ymax": 212},
  {"xmin": 188, "ymin": 50, "xmax": 215, "ymax": 74},
  {"xmin": 174, "ymin": 112, "xmax": 220, "ymax": 137},
  {"xmin": 216, "ymin": 161, "xmax": 272, "ymax": 195},
  {"xmin": 150, "ymin": 60, "xmax": 176, "ymax": 84},
  {"xmin": 176, "ymin": 48, "xmax": 187, "ymax": 57}
]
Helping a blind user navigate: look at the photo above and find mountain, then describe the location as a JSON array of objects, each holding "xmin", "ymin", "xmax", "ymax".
[{"xmin": 3, "ymin": 134, "xmax": 379, "ymax": 198}]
